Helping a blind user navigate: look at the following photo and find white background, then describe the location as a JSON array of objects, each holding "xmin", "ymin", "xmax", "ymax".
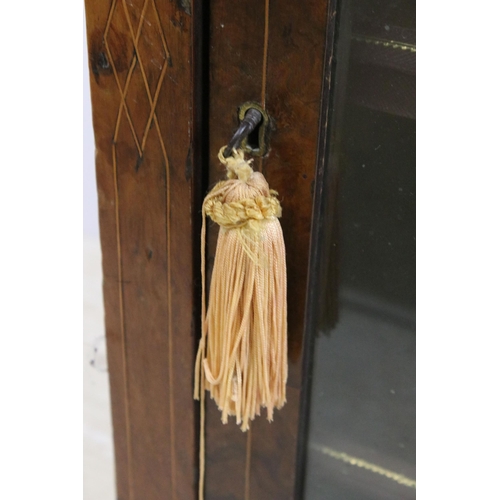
[
  {"xmin": 83, "ymin": 11, "xmax": 114, "ymax": 499},
  {"xmin": 83, "ymin": 13, "xmax": 99, "ymax": 238}
]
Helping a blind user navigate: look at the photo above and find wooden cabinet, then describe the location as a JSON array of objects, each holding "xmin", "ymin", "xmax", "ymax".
[{"xmin": 84, "ymin": 0, "xmax": 415, "ymax": 498}]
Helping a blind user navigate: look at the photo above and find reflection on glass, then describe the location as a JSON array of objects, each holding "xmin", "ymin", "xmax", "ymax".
[{"xmin": 304, "ymin": 0, "xmax": 415, "ymax": 498}]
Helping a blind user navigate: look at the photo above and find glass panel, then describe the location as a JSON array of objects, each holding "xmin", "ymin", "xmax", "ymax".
[{"xmin": 304, "ymin": 0, "xmax": 416, "ymax": 498}]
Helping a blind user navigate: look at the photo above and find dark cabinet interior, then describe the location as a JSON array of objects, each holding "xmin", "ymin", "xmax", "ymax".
[{"xmin": 304, "ymin": 0, "xmax": 415, "ymax": 498}]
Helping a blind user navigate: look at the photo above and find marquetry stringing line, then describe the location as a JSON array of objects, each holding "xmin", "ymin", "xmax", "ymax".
[
  {"xmin": 260, "ymin": 0, "xmax": 270, "ymax": 111},
  {"xmin": 103, "ymin": 0, "xmax": 177, "ymax": 498},
  {"xmin": 103, "ymin": 2, "xmax": 136, "ymax": 497},
  {"xmin": 240, "ymin": 2, "xmax": 271, "ymax": 497},
  {"xmin": 257, "ymin": 0, "xmax": 270, "ymax": 176},
  {"xmin": 139, "ymin": 0, "xmax": 172, "ymax": 154},
  {"xmin": 244, "ymin": 428, "xmax": 252, "ymax": 500},
  {"xmin": 103, "ymin": 0, "xmax": 143, "ymax": 156},
  {"xmin": 111, "ymin": 141, "xmax": 135, "ymax": 500},
  {"xmin": 121, "ymin": 0, "xmax": 171, "ymax": 159}
]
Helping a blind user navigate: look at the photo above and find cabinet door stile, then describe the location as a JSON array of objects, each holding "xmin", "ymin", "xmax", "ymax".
[{"xmin": 85, "ymin": 1, "xmax": 198, "ymax": 498}]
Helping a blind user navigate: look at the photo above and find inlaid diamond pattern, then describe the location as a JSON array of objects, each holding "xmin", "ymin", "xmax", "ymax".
[{"xmin": 103, "ymin": 0, "xmax": 171, "ymax": 156}]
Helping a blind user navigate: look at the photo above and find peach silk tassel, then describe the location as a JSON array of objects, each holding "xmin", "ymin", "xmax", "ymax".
[{"xmin": 194, "ymin": 147, "xmax": 288, "ymax": 497}]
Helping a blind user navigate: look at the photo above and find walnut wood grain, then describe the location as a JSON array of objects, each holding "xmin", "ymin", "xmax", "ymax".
[
  {"xmin": 205, "ymin": 1, "xmax": 334, "ymax": 499},
  {"xmin": 86, "ymin": 0, "xmax": 341, "ymax": 497},
  {"xmin": 84, "ymin": 1, "xmax": 197, "ymax": 498}
]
